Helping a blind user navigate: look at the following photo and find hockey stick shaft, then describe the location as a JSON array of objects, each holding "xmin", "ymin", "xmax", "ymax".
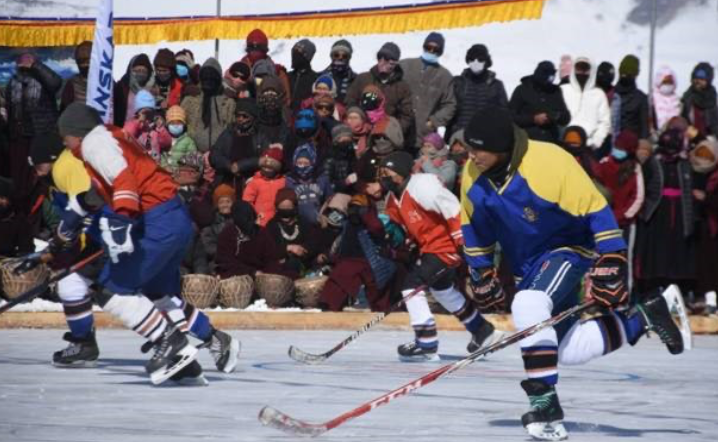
[
  {"xmin": 263, "ymin": 300, "xmax": 596, "ymax": 435},
  {"xmin": 0, "ymin": 250, "xmax": 104, "ymax": 315},
  {"xmin": 290, "ymin": 266, "xmax": 451, "ymax": 361}
]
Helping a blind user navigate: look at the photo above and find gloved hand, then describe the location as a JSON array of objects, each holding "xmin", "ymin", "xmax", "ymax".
[
  {"xmin": 100, "ymin": 215, "xmax": 135, "ymax": 264},
  {"xmin": 10, "ymin": 252, "xmax": 45, "ymax": 275},
  {"xmin": 589, "ymin": 251, "xmax": 629, "ymax": 307},
  {"xmin": 469, "ymin": 267, "xmax": 505, "ymax": 312}
]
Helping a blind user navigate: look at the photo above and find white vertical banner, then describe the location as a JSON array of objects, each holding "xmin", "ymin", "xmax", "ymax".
[{"xmin": 86, "ymin": 0, "xmax": 114, "ymax": 123}]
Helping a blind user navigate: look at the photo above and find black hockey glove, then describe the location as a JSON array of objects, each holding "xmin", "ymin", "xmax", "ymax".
[
  {"xmin": 589, "ymin": 252, "xmax": 629, "ymax": 308},
  {"xmin": 469, "ymin": 267, "xmax": 505, "ymax": 312}
]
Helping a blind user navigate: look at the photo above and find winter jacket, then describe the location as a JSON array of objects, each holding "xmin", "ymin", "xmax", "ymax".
[
  {"xmin": 681, "ymin": 87, "xmax": 718, "ymax": 138},
  {"xmin": 418, "ymin": 156, "xmax": 458, "ymax": 188},
  {"xmin": 510, "ymin": 75, "xmax": 571, "ymax": 144},
  {"xmin": 319, "ymin": 66, "xmax": 358, "ymax": 104},
  {"xmin": 241, "ymin": 172, "xmax": 286, "ymax": 226},
  {"xmin": 60, "ymin": 74, "xmax": 88, "ymax": 112},
  {"xmin": 215, "ymin": 225, "xmax": 284, "ymax": 279},
  {"xmin": 161, "ymin": 132, "xmax": 198, "ymax": 173},
  {"xmin": 266, "ymin": 218, "xmax": 321, "ymax": 278},
  {"xmin": 614, "ymin": 79, "xmax": 650, "ymax": 139},
  {"xmin": 594, "ymin": 157, "xmax": 645, "ymax": 228},
  {"xmin": 285, "ymin": 173, "xmax": 334, "ymax": 226},
  {"xmin": 155, "ymin": 77, "xmax": 184, "ymax": 109},
  {"xmin": 123, "ymin": 119, "xmax": 172, "ymax": 163},
  {"xmin": 561, "ymin": 58, "xmax": 612, "ymax": 149},
  {"xmin": 640, "ymin": 155, "xmax": 696, "ymax": 238},
  {"xmin": 200, "ymin": 212, "xmax": 233, "ymax": 260},
  {"xmin": 652, "ymin": 67, "xmax": 681, "ymax": 131},
  {"xmin": 5, "ymin": 61, "xmax": 62, "ymax": 137},
  {"xmin": 323, "ymin": 145, "xmax": 357, "ymax": 194},
  {"xmin": 209, "ymin": 127, "xmax": 261, "ymax": 186},
  {"xmin": 447, "ymin": 69, "xmax": 508, "ymax": 139},
  {"xmin": 345, "ymin": 65, "xmax": 415, "ymax": 142},
  {"xmin": 181, "ymin": 59, "xmax": 236, "ymax": 152},
  {"xmin": 113, "ymin": 54, "xmax": 155, "ymax": 128},
  {"xmin": 399, "ymin": 58, "xmax": 456, "ymax": 148},
  {"xmin": 288, "ymin": 68, "xmax": 319, "ymax": 112}
]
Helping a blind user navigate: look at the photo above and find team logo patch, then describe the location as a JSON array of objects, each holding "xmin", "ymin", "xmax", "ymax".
[{"xmin": 522, "ymin": 206, "xmax": 538, "ymax": 223}]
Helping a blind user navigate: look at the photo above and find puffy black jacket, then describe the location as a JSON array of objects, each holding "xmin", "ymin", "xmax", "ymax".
[
  {"xmin": 509, "ymin": 75, "xmax": 571, "ymax": 144},
  {"xmin": 6, "ymin": 62, "xmax": 62, "ymax": 137},
  {"xmin": 447, "ymin": 69, "xmax": 508, "ymax": 138},
  {"xmin": 615, "ymin": 80, "xmax": 649, "ymax": 139}
]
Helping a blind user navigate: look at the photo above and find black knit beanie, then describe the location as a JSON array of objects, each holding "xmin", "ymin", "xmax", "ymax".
[
  {"xmin": 379, "ymin": 151, "xmax": 414, "ymax": 178},
  {"xmin": 464, "ymin": 108, "xmax": 515, "ymax": 153}
]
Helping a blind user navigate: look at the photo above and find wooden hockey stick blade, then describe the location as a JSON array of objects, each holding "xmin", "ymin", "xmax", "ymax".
[
  {"xmin": 287, "ymin": 345, "xmax": 328, "ymax": 365},
  {"xmin": 259, "ymin": 406, "xmax": 329, "ymax": 437}
]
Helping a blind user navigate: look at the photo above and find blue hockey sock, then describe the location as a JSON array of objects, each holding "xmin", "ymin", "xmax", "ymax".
[
  {"xmin": 615, "ymin": 309, "xmax": 645, "ymax": 346},
  {"xmin": 62, "ymin": 297, "xmax": 94, "ymax": 339}
]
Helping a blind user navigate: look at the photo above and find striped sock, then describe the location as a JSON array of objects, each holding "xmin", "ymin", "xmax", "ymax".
[
  {"xmin": 454, "ymin": 300, "xmax": 485, "ymax": 334},
  {"xmin": 103, "ymin": 294, "xmax": 167, "ymax": 343},
  {"xmin": 522, "ymin": 345, "xmax": 559, "ymax": 385},
  {"xmin": 414, "ymin": 320, "xmax": 439, "ymax": 349},
  {"xmin": 62, "ymin": 296, "xmax": 94, "ymax": 339},
  {"xmin": 177, "ymin": 297, "xmax": 212, "ymax": 341},
  {"xmin": 430, "ymin": 286, "xmax": 486, "ymax": 334},
  {"xmin": 404, "ymin": 289, "xmax": 438, "ymax": 349},
  {"xmin": 594, "ymin": 314, "xmax": 626, "ymax": 354}
]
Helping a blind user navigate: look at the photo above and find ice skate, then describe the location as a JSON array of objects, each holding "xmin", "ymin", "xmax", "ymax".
[
  {"xmin": 397, "ymin": 341, "xmax": 440, "ymax": 362},
  {"xmin": 201, "ymin": 329, "xmax": 240, "ymax": 373},
  {"xmin": 52, "ymin": 331, "xmax": 99, "ymax": 368},
  {"xmin": 520, "ymin": 379, "xmax": 568, "ymax": 441},
  {"xmin": 169, "ymin": 360, "xmax": 208, "ymax": 387},
  {"xmin": 661, "ymin": 285, "xmax": 693, "ymax": 350},
  {"xmin": 636, "ymin": 293, "xmax": 685, "ymax": 355},
  {"xmin": 144, "ymin": 327, "xmax": 198, "ymax": 385},
  {"xmin": 467, "ymin": 320, "xmax": 507, "ymax": 354}
]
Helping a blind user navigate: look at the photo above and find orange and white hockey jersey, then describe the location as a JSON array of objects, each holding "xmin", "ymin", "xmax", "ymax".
[
  {"xmin": 72, "ymin": 124, "xmax": 177, "ymax": 217},
  {"xmin": 385, "ymin": 173, "xmax": 464, "ymax": 266}
]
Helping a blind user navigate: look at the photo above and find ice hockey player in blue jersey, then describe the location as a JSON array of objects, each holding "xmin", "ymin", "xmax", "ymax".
[{"xmin": 460, "ymin": 108, "xmax": 686, "ymax": 441}]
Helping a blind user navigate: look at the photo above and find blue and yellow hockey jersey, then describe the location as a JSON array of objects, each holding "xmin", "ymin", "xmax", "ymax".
[{"xmin": 460, "ymin": 139, "xmax": 626, "ymax": 279}]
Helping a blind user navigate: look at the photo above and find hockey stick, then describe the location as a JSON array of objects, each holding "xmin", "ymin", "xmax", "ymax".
[
  {"xmin": 0, "ymin": 250, "xmax": 104, "ymax": 315},
  {"xmin": 288, "ymin": 266, "xmax": 451, "ymax": 365},
  {"xmin": 261, "ymin": 300, "xmax": 596, "ymax": 437}
]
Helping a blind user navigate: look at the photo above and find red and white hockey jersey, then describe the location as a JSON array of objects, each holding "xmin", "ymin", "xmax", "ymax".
[
  {"xmin": 385, "ymin": 173, "xmax": 464, "ymax": 266},
  {"xmin": 72, "ymin": 124, "xmax": 177, "ymax": 217}
]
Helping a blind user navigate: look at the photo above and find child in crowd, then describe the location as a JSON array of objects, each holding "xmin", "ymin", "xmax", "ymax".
[
  {"xmin": 123, "ymin": 89, "xmax": 171, "ymax": 163},
  {"xmin": 242, "ymin": 145, "xmax": 286, "ymax": 226},
  {"xmin": 161, "ymin": 105, "xmax": 198, "ymax": 173}
]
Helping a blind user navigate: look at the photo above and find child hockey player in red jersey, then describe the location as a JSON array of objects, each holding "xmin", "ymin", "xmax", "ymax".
[
  {"xmin": 460, "ymin": 108, "xmax": 686, "ymax": 440},
  {"xmin": 378, "ymin": 151, "xmax": 505, "ymax": 362},
  {"xmin": 32, "ymin": 103, "xmax": 239, "ymax": 385}
]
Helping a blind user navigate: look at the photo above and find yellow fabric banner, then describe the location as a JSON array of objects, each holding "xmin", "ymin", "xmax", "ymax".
[{"xmin": 0, "ymin": 0, "xmax": 544, "ymax": 47}]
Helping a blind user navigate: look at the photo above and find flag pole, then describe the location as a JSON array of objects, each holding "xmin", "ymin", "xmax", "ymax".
[{"xmin": 215, "ymin": 0, "xmax": 221, "ymax": 60}]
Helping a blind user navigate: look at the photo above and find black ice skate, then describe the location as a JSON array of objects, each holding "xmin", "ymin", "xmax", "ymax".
[
  {"xmin": 520, "ymin": 379, "xmax": 568, "ymax": 441},
  {"xmin": 201, "ymin": 328, "xmax": 241, "ymax": 373},
  {"xmin": 169, "ymin": 360, "xmax": 208, "ymax": 387},
  {"xmin": 52, "ymin": 331, "xmax": 99, "ymax": 368},
  {"xmin": 144, "ymin": 327, "xmax": 198, "ymax": 385},
  {"xmin": 636, "ymin": 293, "xmax": 685, "ymax": 355},
  {"xmin": 397, "ymin": 341, "xmax": 440, "ymax": 362},
  {"xmin": 467, "ymin": 320, "xmax": 508, "ymax": 354}
]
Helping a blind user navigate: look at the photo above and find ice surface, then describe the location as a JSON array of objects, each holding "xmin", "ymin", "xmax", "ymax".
[{"xmin": 0, "ymin": 329, "xmax": 716, "ymax": 442}]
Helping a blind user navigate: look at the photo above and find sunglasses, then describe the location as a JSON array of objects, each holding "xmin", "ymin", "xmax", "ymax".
[
  {"xmin": 331, "ymin": 52, "xmax": 349, "ymax": 61},
  {"xmin": 230, "ymin": 71, "xmax": 249, "ymax": 81},
  {"xmin": 378, "ymin": 55, "xmax": 398, "ymax": 63},
  {"xmin": 315, "ymin": 104, "xmax": 334, "ymax": 112},
  {"xmin": 373, "ymin": 135, "xmax": 388, "ymax": 142},
  {"xmin": 246, "ymin": 43, "xmax": 266, "ymax": 52},
  {"xmin": 423, "ymin": 45, "xmax": 441, "ymax": 54}
]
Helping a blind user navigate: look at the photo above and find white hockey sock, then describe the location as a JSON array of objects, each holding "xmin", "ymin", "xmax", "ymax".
[
  {"xmin": 559, "ymin": 313, "xmax": 629, "ymax": 365},
  {"xmin": 512, "ymin": 290, "xmax": 558, "ymax": 384},
  {"xmin": 103, "ymin": 294, "xmax": 167, "ymax": 342},
  {"xmin": 153, "ymin": 295, "xmax": 188, "ymax": 331},
  {"xmin": 430, "ymin": 286, "xmax": 482, "ymax": 333},
  {"xmin": 404, "ymin": 289, "xmax": 437, "ymax": 347}
]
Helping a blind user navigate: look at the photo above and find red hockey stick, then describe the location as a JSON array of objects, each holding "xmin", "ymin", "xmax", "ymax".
[{"xmin": 260, "ymin": 300, "xmax": 596, "ymax": 437}]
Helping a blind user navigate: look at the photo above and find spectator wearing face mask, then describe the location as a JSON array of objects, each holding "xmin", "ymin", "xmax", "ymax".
[
  {"xmin": 509, "ymin": 60, "xmax": 570, "ymax": 144},
  {"xmin": 324, "ymin": 124, "xmax": 358, "ymax": 194},
  {"xmin": 399, "ymin": 32, "xmax": 457, "ymax": 151},
  {"xmin": 223, "ymin": 61, "xmax": 254, "ymax": 100},
  {"xmin": 60, "ymin": 41, "xmax": 93, "ymax": 112},
  {"xmin": 181, "ymin": 57, "xmax": 236, "ymax": 153},
  {"xmin": 239, "ymin": 28, "xmax": 292, "ymax": 107},
  {"xmin": 446, "ymin": 44, "xmax": 508, "ymax": 139},
  {"xmin": 595, "ymin": 61, "xmax": 621, "ymax": 158},
  {"xmin": 255, "ymin": 76, "xmax": 292, "ymax": 151},
  {"xmin": 286, "ymin": 109, "xmax": 333, "ymax": 173},
  {"xmin": 160, "ymin": 105, "xmax": 197, "ymax": 174},
  {"xmin": 210, "ymin": 98, "xmax": 262, "ymax": 190},
  {"xmin": 345, "ymin": 42, "xmax": 414, "ymax": 146},
  {"xmin": 561, "ymin": 57, "xmax": 612, "ymax": 151},
  {"xmin": 614, "ymin": 55, "xmax": 649, "ymax": 140},
  {"xmin": 681, "ymin": 62, "xmax": 718, "ymax": 138},
  {"xmin": 114, "ymin": 53, "xmax": 155, "ymax": 127},
  {"xmin": 175, "ymin": 49, "xmax": 200, "ymax": 93},
  {"xmin": 151, "ymin": 48, "xmax": 184, "ymax": 110},
  {"xmin": 242, "ymin": 146, "xmax": 286, "ymax": 226},
  {"xmin": 319, "ymin": 39, "xmax": 357, "ymax": 105},
  {"xmin": 652, "ymin": 66, "xmax": 681, "ymax": 132},
  {"xmin": 285, "ymin": 142, "xmax": 334, "ymax": 226},
  {"xmin": 288, "ymin": 39, "xmax": 319, "ymax": 112}
]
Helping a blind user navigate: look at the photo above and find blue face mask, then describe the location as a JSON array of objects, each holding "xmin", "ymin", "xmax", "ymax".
[
  {"xmin": 168, "ymin": 124, "xmax": 185, "ymax": 137},
  {"xmin": 611, "ymin": 148, "xmax": 628, "ymax": 161},
  {"xmin": 295, "ymin": 164, "xmax": 313, "ymax": 178},
  {"xmin": 421, "ymin": 51, "xmax": 440, "ymax": 65},
  {"xmin": 176, "ymin": 64, "xmax": 189, "ymax": 79}
]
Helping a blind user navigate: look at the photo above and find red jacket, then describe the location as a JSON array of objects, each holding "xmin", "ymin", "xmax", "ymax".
[
  {"xmin": 73, "ymin": 124, "xmax": 177, "ymax": 217},
  {"xmin": 385, "ymin": 173, "xmax": 463, "ymax": 266},
  {"xmin": 595, "ymin": 157, "xmax": 644, "ymax": 228},
  {"xmin": 241, "ymin": 172, "xmax": 286, "ymax": 226}
]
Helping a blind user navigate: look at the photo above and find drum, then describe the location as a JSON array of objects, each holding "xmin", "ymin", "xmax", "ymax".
[
  {"xmin": 0, "ymin": 259, "xmax": 49, "ymax": 300},
  {"xmin": 218, "ymin": 275, "xmax": 255, "ymax": 309},
  {"xmin": 294, "ymin": 275, "xmax": 329, "ymax": 309},
  {"xmin": 255, "ymin": 273, "xmax": 294, "ymax": 308},
  {"xmin": 180, "ymin": 274, "xmax": 219, "ymax": 309}
]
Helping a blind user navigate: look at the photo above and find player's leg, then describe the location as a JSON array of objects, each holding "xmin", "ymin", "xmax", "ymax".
[
  {"xmin": 53, "ymin": 272, "xmax": 99, "ymax": 367},
  {"xmin": 398, "ymin": 256, "xmax": 439, "ymax": 362}
]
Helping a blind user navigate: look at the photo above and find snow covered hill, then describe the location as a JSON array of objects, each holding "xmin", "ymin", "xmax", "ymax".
[{"xmin": 4, "ymin": 0, "xmax": 718, "ymax": 93}]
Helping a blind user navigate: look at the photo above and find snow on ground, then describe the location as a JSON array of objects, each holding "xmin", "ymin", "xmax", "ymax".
[
  {"xmin": 5, "ymin": 0, "xmax": 718, "ymax": 92},
  {"xmin": 0, "ymin": 329, "xmax": 716, "ymax": 442}
]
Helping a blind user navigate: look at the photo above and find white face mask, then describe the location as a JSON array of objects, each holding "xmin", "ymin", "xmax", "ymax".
[
  {"xmin": 659, "ymin": 84, "xmax": 675, "ymax": 95},
  {"xmin": 469, "ymin": 60, "xmax": 485, "ymax": 74}
]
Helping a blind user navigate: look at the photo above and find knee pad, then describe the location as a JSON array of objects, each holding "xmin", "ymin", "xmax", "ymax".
[
  {"xmin": 429, "ymin": 286, "xmax": 466, "ymax": 313},
  {"xmin": 56, "ymin": 273, "xmax": 91, "ymax": 303},
  {"xmin": 511, "ymin": 290, "xmax": 553, "ymax": 331}
]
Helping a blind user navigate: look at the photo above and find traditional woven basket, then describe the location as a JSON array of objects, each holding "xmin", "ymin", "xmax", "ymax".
[
  {"xmin": 218, "ymin": 275, "xmax": 254, "ymax": 309},
  {"xmin": 0, "ymin": 260, "xmax": 49, "ymax": 300},
  {"xmin": 294, "ymin": 275, "xmax": 328, "ymax": 309},
  {"xmin": 255, "ymin": 273, "xmax": 294, "ymax": 307},
  {"xmin": 180, "ymin": 274, "xmax": 219, "ymax": 309}
]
